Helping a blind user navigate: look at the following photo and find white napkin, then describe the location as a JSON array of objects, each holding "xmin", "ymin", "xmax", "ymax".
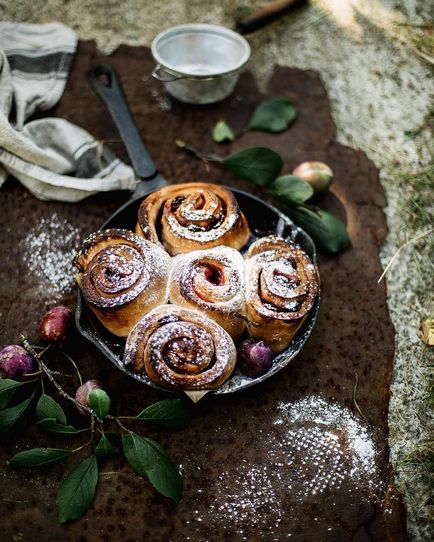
[{"xmin": 0, "ymin": 21, "xmax": 136, "ymax": 202}]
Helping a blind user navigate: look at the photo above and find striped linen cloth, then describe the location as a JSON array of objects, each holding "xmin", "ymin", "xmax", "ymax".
[{"xmin": 0, "ymin": 22, "xmax": 136, "ymax": 202}]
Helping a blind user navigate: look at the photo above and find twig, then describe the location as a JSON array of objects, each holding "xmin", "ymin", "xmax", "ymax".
[
  {"xmin": 20, "ymin": 336, "xmax": 94, "ymax": 418},
  {"xmin": 107, "ymin": 415, "xmax": 132, "ymax": 433},
  {"xmin": 403, "ymin": 38, "xmax": 434, "ymax": 65},
  {"xmin": 353, "ymin": 372, "xmax": 368, "ymax": 423},
  {"xmin": 176, "ymin": 139, "xmax": 223, "ymax": 169},
  {"xmin": 22, "ymin": 370, "xmax": 43, "ymax": 377},
  {"xmin": 58, "ymin": 350, "xmax": 83, "ymax": 385},
  {"xmin": 378, "ymin": 228, "xmax": 434, "ymax": 283},
  {"xmin": 396, "ymin": 22, "xmax": 433, "ymax": 29},
  {"xmin": 293, "ymin": 11, "xmax": 328, "ymax": 32},
  {"xmin": 72, "ymin": 416, "xmax": 96, "ymax": 453},
  {"xmin": 50, "ymin": 371, "xmax": 73, "ymax": 378}
]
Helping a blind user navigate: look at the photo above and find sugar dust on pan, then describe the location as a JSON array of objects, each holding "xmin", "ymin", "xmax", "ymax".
[
  {"xmin": 180, "ymin": 395, "xmax": 384, "ymax": 541},
  {"xmin": 20, "ymin": 212, "xmax": 81, "ymax": 303}
]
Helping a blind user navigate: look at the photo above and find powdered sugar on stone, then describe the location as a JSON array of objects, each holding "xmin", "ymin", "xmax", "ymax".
[{"xmin": 21, "ymin": 212, "xmax": 81, "ymax": 300}]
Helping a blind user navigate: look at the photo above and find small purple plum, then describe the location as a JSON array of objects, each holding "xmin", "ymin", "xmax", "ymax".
[
  {"xmin": 39, "ymin": 306, "xmax": 73, "ymax": 344},
  {"xmin": 238, "ymin": 339, "xmax": 273, "ymax": 378},
  {"xmin": 0, "ymin": 345, "xmax": 33, "ymax": 379},
  {"xmin": 75, "ymin": 379, "xmax": 102, "ymax": 415}
]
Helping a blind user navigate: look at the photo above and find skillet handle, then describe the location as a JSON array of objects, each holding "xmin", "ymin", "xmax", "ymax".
[{"xmin": 87, "ymin": 62, "xmax": 157, "ymax": 180}]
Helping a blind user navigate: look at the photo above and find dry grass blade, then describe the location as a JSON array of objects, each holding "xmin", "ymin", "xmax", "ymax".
[{"xmin": 378, "ymin": 228, "xmax": 434, "ymax": 283}]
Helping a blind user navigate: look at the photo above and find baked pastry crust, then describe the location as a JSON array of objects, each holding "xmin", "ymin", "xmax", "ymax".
[
  {"xmin": 123, "ymin": 304, "xmax": 237, "ymax": 390},
  {"xmin": 244, "ymin": 235, "xmax": 319, "ymax": 353},
  {"xmin": 74, "ymin": 228, "xmax": 170, "ymax": 337},
  {"xmin": 169, "ymin": 246, "xmax": 245, "ymax": 341},
  {"xmin": 135, "ymin": 182, "xmax": 250, "ymax": 255}
]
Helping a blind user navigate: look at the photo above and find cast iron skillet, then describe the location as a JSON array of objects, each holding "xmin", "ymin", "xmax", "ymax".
[{"xmin": 76, "ymin": 63, "xmax": 320, "ymax": 395}]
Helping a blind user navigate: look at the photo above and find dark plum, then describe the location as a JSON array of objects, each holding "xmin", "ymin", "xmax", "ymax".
[
  {"xmin": 238, "ymin": 339, "xmax": 273, "ymax": 378},
  {"xmin": 0, "ymin": 345, "xmax": 33, "ymax": 379},
  {"xmin": 39, "ymin": 306, "xmax": 73, "ymax": 344}
]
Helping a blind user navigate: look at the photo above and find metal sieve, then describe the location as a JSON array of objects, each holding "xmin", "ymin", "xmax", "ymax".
[{"xmin": 151, "ymin": 23, "xmax": 251, "ymax": 104}]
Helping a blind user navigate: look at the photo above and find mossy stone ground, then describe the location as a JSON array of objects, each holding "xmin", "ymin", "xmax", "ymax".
[{"xmin": 1, "ymin": 1, "xmax": 433, "ymax": 539}]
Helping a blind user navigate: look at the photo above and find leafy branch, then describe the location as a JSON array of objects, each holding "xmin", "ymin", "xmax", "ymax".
[
  {"xmin": 177, "ymin": 143, "xmax": 350, "ymax": 253},
  {"xmin": 0, "ymin": 324, "xmax": 191, "ymax": 524},
  {"xmin": 178, "ymin": 97, "xmax": 351, "ymax": 253}
]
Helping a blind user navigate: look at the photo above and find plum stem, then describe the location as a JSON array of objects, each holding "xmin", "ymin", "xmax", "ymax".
[
  {"xmin": 57, "ymin": 349, "xmax": 83, "ymax": 385},
  {"xmin": 107, "ymin": 415, "xmax": 132, "ymax": 434},
  {"xmin": 175, "ymin": 139, "xmax": 223, "ymax": 172},
  {"xmin": 21, "ymin": 336, "xmax": 95, "ymax": 419}
]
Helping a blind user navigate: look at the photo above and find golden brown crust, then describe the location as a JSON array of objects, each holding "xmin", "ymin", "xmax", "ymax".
[
  {"xmin": 244, "ymin": 235, "xmax": 319, "ymax": 353},
  {"xmin": 135, "ymin": 182, "xmax": 250, "ymax": 255},
  {"xmin": 169, "ymin": 246, "xmax": 245, "ymax": 341},
  {"xmin": 74, "ymin": 229, "xmax": 170, "ymax": 337},
  {"xmin": 123, "ymin": 304, "xmax": 237, "ymax": 390}
]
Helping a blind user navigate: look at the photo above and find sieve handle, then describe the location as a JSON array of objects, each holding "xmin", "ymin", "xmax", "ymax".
[{"xmin": 151, "ymin": 64, "xmax": 190, "ymax": 82}]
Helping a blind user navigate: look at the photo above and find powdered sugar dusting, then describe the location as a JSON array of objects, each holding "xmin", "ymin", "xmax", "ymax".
[
  {"xmin": 77, "ymin": 229, "xmax": 170, "ymax": 309},
  {"xmin": 123, "ymin": 304, "xmax": 237, "ymax": 389},
  {"xmin": 180, "ymin": 396, "xmax": 382, "ymax": 540},
  {"xmin": 165, "ymin": 207, "xmax": 238, "ymax": 243},
  {"xmin": 273, "ymin": 396, "xmax": 381, "ymax": 500},
  {"xmin": 148, "ymin": 321, "xmax": 215, "ymax": 382},
  {"xmin": 245, "ymin": 236, "xmax": 318, "ymax": 321},
  {"xmin": 262, "ymin": 257, "xmax": 306, "ymax": 300},
  {"xmin": 179, "ymin": 195, "xmax": 219, "ymax": 221},
  {"xmin": 171, "ymin": 246, "xmax": 245, "ymax": 314},
  {"xmin": 20, "ymin": 212, "xmax": 81, "ymax": 301},
  {"xmin": 138, "ymin": 183, "xmax": 250, "ymax": 255}
]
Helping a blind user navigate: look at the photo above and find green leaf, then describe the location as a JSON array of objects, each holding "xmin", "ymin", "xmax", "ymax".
[
  {"xmin": 0, "ymin": 379, "xmax": 24, "ymax": 410},
  {"xmin": 95, "ymin": 434, "xmax": 118, "ymax": 459},
  {"xmin": 9, "ymin": 448, "xmax": 72, "ymax": 468},
  {"xmin": 122, "ymin": 433, "xmax": 182, "ymax": 502},
  {"xmin": 36, "ymin": 394, "xmax": 67, "ymax": 425},
  {"xmin": 0, "ymin": 394, "xmax": 33, "ymax": 432},
  {"xmin": 212, "ymin": 120, "xmax": 235, "ymax": 143},
  {"xmin": 247, "ymin": 98, "xmax": 297, "ymax": 133},
  {"xmin": 88, "ymin": 389, "xmax": 110, "ymax": 420},
  {"xmin": 56, "ymin": 455, "xmax": 98, "ymax": 524},
  {"xmin": 223, "ymin": 147, "xmax": 283, "ymax": 187},
  {"xmin": 268, "ymin": 175, "xmax": 314, "ymax": 205},
  {"xmin": 285, "ymin": 205, "xmax": 351, "ymax": 253},
  {"xmin": 136, "ymin": 399, "xmax": 191, "ymax": 430},
  {"xmin": 37, "ymin": 418, "xmax": 78, "ymax": 435}
]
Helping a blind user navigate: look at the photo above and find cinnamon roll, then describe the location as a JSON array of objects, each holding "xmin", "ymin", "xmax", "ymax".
[
  {"xmin": 123, "ymin": 304, "xmax": 237, "ymax": 390},
  {"xmin": 74, "ymin": 229, "xmax": 170, "ymax": 337},
  {"xmin": 244, "ymin": 236, "xmax": 319, "ymax": 353},
  {"xmin": 169, "ymin": 246, "xmax": 245, "ymax": 341},
  {"xmin": 135, "ymin": 182, "xmax": 250, "ymax": 255}
]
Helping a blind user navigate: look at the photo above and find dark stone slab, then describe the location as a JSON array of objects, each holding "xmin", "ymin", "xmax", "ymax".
[{"xmin": 0, "ymin": 41, "xmax": 407, "ymax": 541}]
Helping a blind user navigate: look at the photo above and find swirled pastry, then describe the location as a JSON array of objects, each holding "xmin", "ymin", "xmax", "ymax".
[
  {"xmin": 245, "ymin": 236, "xmax": 319, "ymax": 353},
  {"xmin": 135, "ymin": 182, "xmax": 250, "ymax": 255},
  {"xmin": 74, "ymin": 229, "xmax": 170, "ymax": 337},
  {"xmin": 169, "ymin": 246, "xmax": 245, "ymax": 341},
  {"xmin": 123, "ymin": 304, "xmax": 237, "ymax": 390}
]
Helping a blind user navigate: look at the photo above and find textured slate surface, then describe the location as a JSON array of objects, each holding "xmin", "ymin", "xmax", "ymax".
[{"xmin": 0, "ymin": 42, "xmax": 407, "ymax": 541}]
